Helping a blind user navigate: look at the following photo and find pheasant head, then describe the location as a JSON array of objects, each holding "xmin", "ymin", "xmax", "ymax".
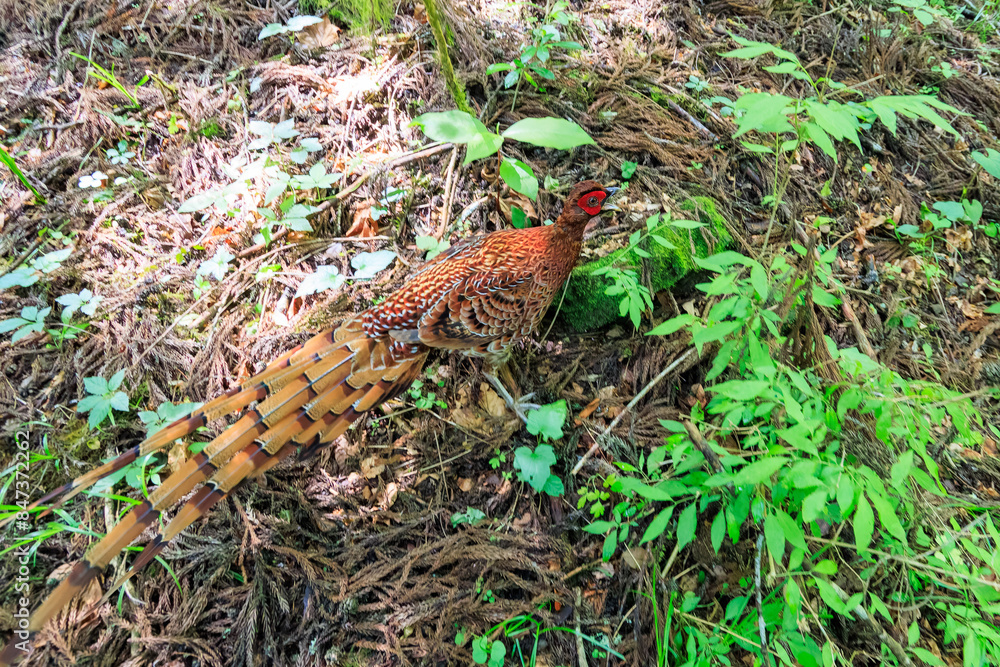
[{"xmin": 554, "ymin": 180, "xmax": 621, "ymax": 232}]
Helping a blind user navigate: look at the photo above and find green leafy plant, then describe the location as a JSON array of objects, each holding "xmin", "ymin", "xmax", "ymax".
[
  {"xmin": 512, "ymin": 444, "xmax": 563, "ymax": 496},
  {"xmin": 525, "ymin": 399, "xmax": 567, "ymax": 441},
  {"xmin": 351, "ymin": 250, "xmax": 397, "ymax": 280},
  {"xmin": 684, "ymin": 74, "xmax": 709, "ymax": 95},
  {"xmin": 412, "ymin": 110, "xmax": 594, "ymax": 203},
  {"xmin": 294, "ymin": 266, "xmax": 346, "ymax": 299},
  {"xmin": 257, "ymin": 15, "xmax": 322, "ymax": 41},
  {"xmin": 486, "ymin": 1, "xmax": 582, "ymax": 108},
  {"xmin": 451, "ymin": 507, "xmax": 487, "ymax": 527},
  {"xmin": 416, "ymin": 235, "xmax": 451, "ymax": 260},
  {"xmin": 69, "ymin": 52, "xmax": 140, "ymax": 107},
  {"xmin": 592, "ymin": 212, "xmax": 703, "ymax": 329},
  {"xmin": 620, "ymin": 160, "xmax": 638, "ymax": 180},
  {"xmin": 0, "ymin": 247, "xmax": 73, "ymax": 290},
  {"xmin": 408, "ymin": 378, "xmax": 448, "ymax": 410},
  {"xmin": 0, "ymin": 306, "xmax": 50, "ymax": 343},
  {"xmin": 464, "ymin": 612, "xmax": 623, "ymax": 666},
  {"xmin": 248, "ymin": 119, "xmax": 300, "ymax": 151},
  {"xmin": 721, "ymin": 35, "xmax": 965, "ymax": 242},
  {"xmin": 890, "ymin": 0, "xmax": 950, "ymax": 26},
  {"xmin": 723, "ymin": 37, "xmax": 963, "ymax": 161},
  {"xmin": 138, "ymin": 400, "xmax": 204, "ymax": 436},
  {"xmin": 77, "ymin": 370, "xmax": 130, "ymax": 429},
  {"xmin": 722, "ymin": 37, "xmax": 964, "ymax": 163},
  {"xmin": 895, "ymin": 198, "xmax": 986, "ymax": 249},
  {"xmin": 56, "ymin": 289, "xmax": 102, "ymax": 321},
  {"xmin": 196, "ymin": 247, "xmax": 235, "ymax": 281},
  {"xmin": 106, "ymin": 140, "xmax": 135, "ymax": 165},
  {"xmin": 972, "ymin": 148, "xmax": 1000, "ymax": 179},
  {"xmin": 0, "ymin": 145, "xmax": 45, "ymax": 204},
  {"xmin": 578, "ymin": 244, "xmax": 1000, "ymax": 666}
]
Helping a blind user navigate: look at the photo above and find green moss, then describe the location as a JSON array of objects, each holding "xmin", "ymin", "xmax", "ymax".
[
  {"xmin": 199, "ymin": 120, "xmax": 224, "ymax": 139},
  {"xmin": 560, "ymin": 196, "xmax": 732, "ymax": 332},
  {"xmin": 298, "ymin": 0, "xmax": 392, "ymax": 32}
]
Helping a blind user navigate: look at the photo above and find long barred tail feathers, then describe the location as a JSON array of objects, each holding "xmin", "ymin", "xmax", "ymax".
[{"xmin": 0, "ymin": 321, "xmax": 427, "ymax": 666}]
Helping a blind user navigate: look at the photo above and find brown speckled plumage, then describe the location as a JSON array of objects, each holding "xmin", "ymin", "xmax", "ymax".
[{"xmin": 0, "ymin": 180, "xmax": 618, "ymax": 665}]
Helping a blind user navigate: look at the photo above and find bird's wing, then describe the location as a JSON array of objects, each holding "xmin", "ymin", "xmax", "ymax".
[{"xmin": 366, "ymin": 229, "xmax": 550, "ymax": 354}]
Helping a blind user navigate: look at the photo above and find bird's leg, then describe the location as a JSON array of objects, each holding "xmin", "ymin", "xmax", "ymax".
[{"xmin": 483, "ymin": 367, "xmax": 540, "ymax": 424}]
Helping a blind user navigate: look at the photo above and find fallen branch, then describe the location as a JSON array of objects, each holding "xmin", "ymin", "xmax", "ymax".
[{"xmin": 571, "ymin": 347, "xmax": 696, "ymax": 475}]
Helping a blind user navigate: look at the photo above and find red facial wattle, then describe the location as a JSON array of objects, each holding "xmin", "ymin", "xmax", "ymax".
[{"xmin": 577, "ymin": 190, "xmax": 607, "ymax": 216}]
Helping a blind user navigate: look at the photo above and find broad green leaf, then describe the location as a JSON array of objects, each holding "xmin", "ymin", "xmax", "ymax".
[
  {"xmin": 802, "ymin": 489, "xmax": 828, "ymax": 523},
  {"xmin": 0, "ymin": 267, "xmax": 40, "ymax": 290},
  {"xmin": 582, "ymin": 520, "xmax": 616, "ymax": 534},
  {"xmin": 711, "ymin": 509, "xmax": 726, "ymax": 553},
  {"xmin": 499, "ymin": 157, "xmax": 538, "ymax": 201},
  {"xmin": 602, "ymin": 532, "xmax": 617, "ymax": 561},
  {"xmin": 710, "ymin": 379, "xmax": 770, "ymax": 400},
  {"xmin": 542, "ymin": 474, "xmax": 564, "ymax": 496},
  {"xmin": 721, "ymin": 43, "xmax": 778, "ymax": 59},
  {"xmin": 868, "ymin": 489, "xmax": 906, "ymax": 543},
  {"xmin": 802, "ymin": 122, "xmax": 837, "ymax": 160},
  {"xmin": 512, "ymin": 444, "xmax": 557, "ymax": 492},
  {"xmin": 973, "ymin": 148, "xmax": 1000, "ymax": 179},
  {"xmin": 501, "ymin": 117, "xmax": 595, "ymax": 149},
  {"xmin": 775, "ymin": 509, "xmax": 807, "ymax": 551},
  {"xmin": 813, "ymin": 577, "xmax": 847, "ymax": 613},
  {"xmin": 853, "ymin": 492, "xmax": 875, "ymax": 552},
  {"xmin": 618, "ymin": 477, "xmax": 689, "ymax": 500},
  {"xmin": 285, "ymin": 15, "xmax": 322, "ymax": 31},
  {"xmin": 676, "ymin": 503, "xmax": 697, "ymax": 550},
  {"xmin": 812, "ymin": 285, "xmax": 841, "ymax": 307},
  {"xmin": 525, "ymin": 400, "xmax": 567, "ymax": 441},
  {"xmin": 295, "ymin": 266, "xmax": 345, "ymax": 298},
  {"xmin": 732, "ymin": 457, "xmax": 789, "ymax": 486},
  {"xmin": 411, "ymin": 111, "xmax": 503, "ymax": 163},
  {"xmin": 764, "ymin": 512, "xmax": 786, "ymax": 560},
  {"xmin": 640, "ymin": 506, "xmax": 674, "ymax": 544},
  {"xmin": 351, "ymin": 250, "xmax": 396, "ymax": 280},
  {"xmin": 749, "ymin": 262, "xmax": 769, "ymax": 301},
  {"xmin": 732, "ymin": 93, "xmax": 795, "ymax": 137},
  {"xmin": 32, "ymin": 248, "xmax": 73, "ymax": 273},
  {"xmin": 647, "ymin": 314, "xmax": 694, "ymax": 336},
  {"xmin": 415, "ymin": 235, "xmax": 451, "ymax": 260},
  {"xmin": 196, "ymin": 248, "xmax": 235, "ymax": 281},
  {"xmin": 804, "ymin": 99, "xmax": 861, "ymax": 150},
  {"xmin": 764, "ymin": 61, "xmax": 800, "ymax": 74}
]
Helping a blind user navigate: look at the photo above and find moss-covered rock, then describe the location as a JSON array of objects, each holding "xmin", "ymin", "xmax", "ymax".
[{"xmin": 560, "ymin": 196, "xmax": 733, "ymax": 332}]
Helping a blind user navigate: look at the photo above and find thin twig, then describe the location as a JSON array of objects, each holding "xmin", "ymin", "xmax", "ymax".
[
  {"xmin": 455, "ymin": 195, "xmax": 490, "ymax": 227},
  {"xmin": 665, "ymin": 100, "xmax": 717, "ymax": 141},
  {"xmin": 326, "ymin": 142, "xmax": 452, "ymax": 205},
  {"xmin": 683, "ymin": 419, "xmax": 723, "ymax": 473},
  {"xmin": 571, "ymin": 347, "xmax": 696, "ymax": 475},
  {"xmin": 438, "ymin": 147, "xmax": 459, "ymax": 238}
]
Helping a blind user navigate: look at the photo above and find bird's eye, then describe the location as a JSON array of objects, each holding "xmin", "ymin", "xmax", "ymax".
[{"xmin": 588, "ymin": 196, "xmax": 598, "ymax": 207}]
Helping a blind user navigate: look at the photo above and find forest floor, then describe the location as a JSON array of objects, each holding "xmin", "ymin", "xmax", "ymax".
[{"xmin": 1, "ymin": 0, "xmax": 999, "ymax": 665}]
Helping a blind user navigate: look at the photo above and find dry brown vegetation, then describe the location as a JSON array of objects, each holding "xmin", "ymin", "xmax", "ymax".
[{"xmin": 1, "ymin": 0, "xmax": 999, "ymax": 664}]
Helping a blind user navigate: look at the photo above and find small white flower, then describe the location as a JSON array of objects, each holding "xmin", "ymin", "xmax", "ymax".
[
  {"xmin": 78, "ymin": 171, "xmax": 108, "ymax": 189},
  {"xmin": 114, "ymin": 176, "xmax": 129, "ymax": 185}
]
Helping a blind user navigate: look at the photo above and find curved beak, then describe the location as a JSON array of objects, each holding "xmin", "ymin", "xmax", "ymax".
[{"xmin": 601, "ymin": 186, "xmax": 622, "ymax": 212}]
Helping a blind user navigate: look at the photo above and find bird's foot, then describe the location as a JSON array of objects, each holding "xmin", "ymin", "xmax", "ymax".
[{"xmin": 484, "ymin": 373, "xmax": 540, "ymax": 424}]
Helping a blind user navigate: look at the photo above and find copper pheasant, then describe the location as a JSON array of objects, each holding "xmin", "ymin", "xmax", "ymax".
[{"xmin": 0, "ymin": 180, "xmax": 620, "ymax": 665}]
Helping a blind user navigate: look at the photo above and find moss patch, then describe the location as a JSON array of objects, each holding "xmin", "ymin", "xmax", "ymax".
[{"xmin": 560, "ymin": 197, "xmax": 733, "ymax": 332}]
